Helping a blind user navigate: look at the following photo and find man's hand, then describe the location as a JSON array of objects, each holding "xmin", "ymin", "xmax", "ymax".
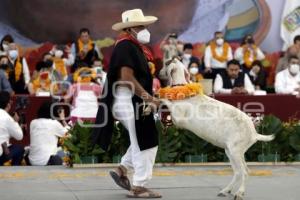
[
  {"xmin": 13, "ymin": 112, "xmax": 20, "ymax": 123},
  {"xmin": 58, "ymin": 108, "xmax": 66, "ymax": 120},
  {"xmin": 204, "ymin": 67, "xmax": 212, "ymax": 73},
  {"xmin": 232, "ymin": 87, "xmax": 248, "ymax": 94},
  {"xmin": 239, "ymin": 87, "xmax": 248, "ymax": 94}
]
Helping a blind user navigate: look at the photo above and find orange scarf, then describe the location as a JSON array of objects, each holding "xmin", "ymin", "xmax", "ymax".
[
  {"xmin": 14, "ymin": 58, "xmax": 22, "ymax": 81},
  {"xmin": 53, "ymin": 57, "xmax": 67, "ymax": 78},
  {"xmin": 210, "ymin": 42, "xmax": 230, "ymax": 63},
  {"xmin": 78, "ymin": 38, "xmax": 94, "ymax": 53},
  {"xmin": 243, "ymin": 45, "xmax": 257, "ymax": 68}
]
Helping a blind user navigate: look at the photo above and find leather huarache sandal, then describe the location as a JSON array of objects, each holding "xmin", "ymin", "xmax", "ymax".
[
  {"xmin": 109, "ymin": 165, "xmax": 131, "ymax": 191},
  {"xmin": 126, "ymin": 186, "xmax": 162, "ymax": 198}
]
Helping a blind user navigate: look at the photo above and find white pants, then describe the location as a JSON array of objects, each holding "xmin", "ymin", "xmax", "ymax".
[{"xmin": 112, "ymin": 86, "xmax": 158, "ymax": 187}]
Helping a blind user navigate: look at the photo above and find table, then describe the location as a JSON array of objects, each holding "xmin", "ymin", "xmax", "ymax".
[{"xmin": 214, "ymin": 94, "xmax": 300, "ymax": 121}]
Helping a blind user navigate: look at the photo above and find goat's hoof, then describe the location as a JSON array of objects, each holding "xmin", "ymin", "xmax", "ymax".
[
  {"xmin": 217, "ymin": 192, "xmax": 227, "ymax": 197},
  {"xmin": 234, "ymin": 194, "xmax": 244, "ymax": 200}
]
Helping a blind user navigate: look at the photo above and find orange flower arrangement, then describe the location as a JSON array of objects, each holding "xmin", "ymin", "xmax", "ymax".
[
  {"xmin": 210, "ymin": 41, "xmax": 230, "ymax": 63},
  {"xmin": 158, "ymin": 83, "xmax": 203, "ymax": 101},
  {"xmin": 243, "ymin": 45, "xmax": 257, "ymax": 68}
]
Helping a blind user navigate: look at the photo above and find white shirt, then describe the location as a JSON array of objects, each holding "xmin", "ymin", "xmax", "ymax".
[
  {"xmin": 275, "ymin": 69, "xmax": 300, "ymax": 94},
  {"xmin": 29, "ymin": 119, "xmax": 68, "ymax": 166},
  {"xmin": 214, "ymin": 73, "xmax": 255, "ymax": 94},
  {"xmin": 71, "ymin": 42, "xmax": 100, "ymax": 59},
  {"xmin": 234, "ymin": 46, "xmax": 265, "ymax": 65},
  {"xmin": 204, "ymin": 44, "xmax": 233, "ymax": 69},
  {"xmin": 0, "ymin": 109, "xmax": 23, "ymax": 156}
]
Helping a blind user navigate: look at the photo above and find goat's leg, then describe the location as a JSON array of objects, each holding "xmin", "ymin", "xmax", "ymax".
[
  {"xmin": 218, "ymin": 149, "xmax": 238, "ymax": 197},
  {"xmin": 232, "ymin": 154, "xmax": 248, "ymax": 200}
]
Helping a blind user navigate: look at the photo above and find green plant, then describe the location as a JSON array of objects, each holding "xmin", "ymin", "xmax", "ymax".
[
  {"xmin": 62, "ymin": 122, "xmax": 104, "ymax": 164},
  {"xmin": 289, "ymin": 124, "xmax": 300, "ymax": 152},
  {"xmin": 156, "ymin": 122, "xmax": 179, "ymax": 162}
]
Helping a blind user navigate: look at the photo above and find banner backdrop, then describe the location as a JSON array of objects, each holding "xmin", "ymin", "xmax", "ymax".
[
  {"xmin": 280, "ymin": 0, "xmax": 300, "ymax": 50},
  {"xmin": 0, "ymin": 0, "xmax": 292, "ymax": 53}
]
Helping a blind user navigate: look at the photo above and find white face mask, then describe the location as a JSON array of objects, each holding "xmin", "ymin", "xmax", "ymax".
[
  {"xmin": 55, "ymin": 50, "xmax": 64, "ymax": 58},
  {"xmin": 183, "ymin": 53, "xmax": 192, "ymax": 60},
  {"xmin": 2, "ymin": 44, "xmax": 9, "ymax": 51},
  {"xmin": 189, "ymin": 67, "xmax": 198, "ymax": 75},
  {"xmin": 216, "ymin": 38, "xmax": 224, "ymax": 46},
  {"xmin": 135, "ymin": 29, "xmax": 151, "ymax": 44},
  {"xmin": 289, "ymin": 64, "xmax": 300, "ymax": 75},
  {"xmin": 9, "ymin": 50, "xmax": 18, "ymax": 60}
]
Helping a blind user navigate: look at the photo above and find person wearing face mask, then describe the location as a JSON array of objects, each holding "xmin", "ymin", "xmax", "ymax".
[
  {"xmin": 188, "ymin": 62, "xmax": 203, "ymax": 83},
  {"xmin": 204, "ymin": 31, "xmax": 233, "ymax": 80},
  {"xmin": 71, "ymin": 28, "xmax": 100, "ymax": 72},
  {"xmin": 91, "ymin": 9, "xmax": 162, "ymax": 198},
  {"xmin": 0, "ymin": 34, "xmax": 14, "ymax": 56},
  {"xmin": 275, "ymin": 56, "xmax": 300, "ymax": 95},
  {"xmin": 50, "ymin": 45, "xmax": 74, "ymax": 81},
  {"xmin": 181, "ymin": 43, "xmax": 200, "ymax": 69},
  {"xmin": 214, "ymin": 59, "xmax": 254, "ymax": 94},
  {"xmin": 0, "ymin": 56, "xmax": 13, "ymax": 93},
  {"xmin": 234, "ymin": 34, "xmax": 265, "ymax": 73},
  {"xmin": 7, "ymin": 43, "xmax": 30, "ymax": 94},
  {"xmin": 248, "ymin": 60, "xmax": 267, "ymax": 91}
]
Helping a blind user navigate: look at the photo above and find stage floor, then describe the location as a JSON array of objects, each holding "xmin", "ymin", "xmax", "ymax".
[{"xmin": 0, "ymin": 165, "xmax": 299, "ymax": 200}]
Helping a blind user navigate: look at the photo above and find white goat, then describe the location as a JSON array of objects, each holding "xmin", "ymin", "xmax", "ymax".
[{"xmin": 159, "ymin": 58, "xmax": 275, "ymax": 200}]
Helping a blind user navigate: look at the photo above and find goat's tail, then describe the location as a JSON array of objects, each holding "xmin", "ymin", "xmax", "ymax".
[{"xmin": 256, "ymin": 134, "xmax": 275, "ymax": 142}]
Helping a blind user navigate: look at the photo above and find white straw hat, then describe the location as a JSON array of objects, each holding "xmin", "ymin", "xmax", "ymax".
[{"xmin": 112, "ymin": 9, "xmax": 158, "ymax": 31}]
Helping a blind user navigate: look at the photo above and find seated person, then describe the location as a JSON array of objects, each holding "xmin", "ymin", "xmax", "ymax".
[
  {"xmin": 71, "ymin": 28, "xmax": 100, "ymax": 71},
  {"xmin": 28, "ymin": 61, "xmax": 53, "ymax": 95},
  {"xmin": 29, "ymin": 101, "xmax": 69, "ymax": 166},
  {"xmin": 214, "ymin": 59, "xmax": 255, "ymax": 94},
  {"xmin": 188, "ymin": 61, "xmax": 203, "ymax": 83},
  {"xmin": 0, "ymin": 91, "xmax": 24, "ymax": 166},
  {"xmin": 67, "ymin": 67, "xmax": 102, "ymax": 123},
  {"xmin": 275, "ymin": 55, "xmax": 300, "ymax": 95},
  {"xmin": 181, "ymin": 43, "xmax": 200, "ymax": 69},
  {"xmin": 0, "ymin": 55, "xmax": 13, "ymax": 93},
  {"xmin": 248, "ymin": 60, "xmax": 267, "ymax": 91}
]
